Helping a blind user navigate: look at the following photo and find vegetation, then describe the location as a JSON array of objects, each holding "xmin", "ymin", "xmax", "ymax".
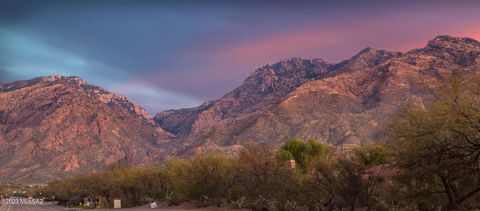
[
  {"xmin": 40, "ymin": 140, "xmax": 394, "ymax": 210},
  {"xmin": 389, "ymin": 77, "xmax": 480, "ymax": 209},
  {"xmin": 277, "ymin": 137, "xmax": 329, "ymax": 169},
  {"xmin": 41, "ymin": 77, "xmax": 480, "ymax": 210},
  {"xmin": 0, "ymin": 182, "xmax": 6, "ymax": 198}
]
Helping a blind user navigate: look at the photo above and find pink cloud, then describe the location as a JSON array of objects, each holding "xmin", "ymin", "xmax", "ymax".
[
  {"xmin": 210, "ymin": 14, "xmax": 480, "ymax": 64},
  {"xmin": 212, "ymin": 30, "xmax": 342, "ymax": 64}
]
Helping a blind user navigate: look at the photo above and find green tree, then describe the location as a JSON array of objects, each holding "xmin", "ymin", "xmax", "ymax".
[
  {"xmin": 389, "ymin": 77, "xmax": 480, "ymax": 209},
  {"xmin": 279, "ymin": 137, "xmax": 328, "ymax": 168}
]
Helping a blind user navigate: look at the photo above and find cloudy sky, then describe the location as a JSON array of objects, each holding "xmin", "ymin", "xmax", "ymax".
[{"xmin": 1, "ymin": 0, "xmax": 479, "ymax": 113}]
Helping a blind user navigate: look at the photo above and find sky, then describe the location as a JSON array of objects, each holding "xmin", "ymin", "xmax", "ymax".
[{"xmin": 1, "ymin": 0, "xmax": 480, "ymax": 114}]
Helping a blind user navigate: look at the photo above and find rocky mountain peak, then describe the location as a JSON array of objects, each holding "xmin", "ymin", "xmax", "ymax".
[
  {"xmin": 426, "ymin": 35, "xmax": 480, "ymax": 50},
  {"xmin": 1, "ymin": 75, "xmax": 86, "ymax": 92},
  {"xmin": 352, "ymin": 47, "xmax": 400, "ymax": 64},
  {"xmin": 254, "ymin": 57, "xmax": 329, "ymax": 76},
  {"xmin": 329, "ymin": 47, "xmax": 401, "ymax": 75},
  {"xmin": 357, "ymin": 47, "xmax": 378, "ymax": 54},
  {"xmin": 2, "ymin": 75, "xmax": 154, "ymax": 123},
  {"xmin": 420, "ymin": 35, "xmax": 480, "ymax": 67},
  {"xmin": 245, "ymin": 58, "xmax": 330, "ymax": 93},
  {"xmin": 37, "ymin": 75, "xmax": 86, "ymax": 84}
]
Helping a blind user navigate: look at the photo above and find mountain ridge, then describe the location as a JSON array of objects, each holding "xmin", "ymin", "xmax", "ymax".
[
  {"xmin": 1, "ymin": 35, "xmax": 479, "ymax": 181},
  {"xmin": 154, "ymin": 35, "xmax": 480, "ymax": 153}
]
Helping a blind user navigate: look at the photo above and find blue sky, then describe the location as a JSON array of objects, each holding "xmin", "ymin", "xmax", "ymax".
[{"xmin": 1, "ymin": 0, "xmax": 479, "ymax": 113}]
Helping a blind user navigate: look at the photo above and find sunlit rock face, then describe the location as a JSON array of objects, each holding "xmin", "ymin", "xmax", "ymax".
[
  {"xmin": 0, "ymin": 76, "xmax": 173, "ymax": 182},
  {"xmin": 155, "ymin": 35, "xmax": 480, "ymax": 153}
]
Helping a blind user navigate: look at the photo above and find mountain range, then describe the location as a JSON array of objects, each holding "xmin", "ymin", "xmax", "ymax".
[{"xmin": 1, "ymin": 35, "xmax": 479, "ymax": 182}]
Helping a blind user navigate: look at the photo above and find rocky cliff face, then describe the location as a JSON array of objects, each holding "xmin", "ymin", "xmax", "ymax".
[
  {"xmin": 0, "ymin": 76, "xmax": 172, "ymax": 182},
  {"xmin": 155, "ymin": 35, "xmax": 480, "ymax": 153}
]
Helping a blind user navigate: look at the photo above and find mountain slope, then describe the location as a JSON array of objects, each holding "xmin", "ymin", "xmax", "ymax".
[
  {"xmin": 155, "ymin": 35, "xmax": 480, "ymax": 153},
  {"xmin": 0, "ymin": 76, "xmax": 172, "ymax": 182},
  {"xmin": 155, "ymin": 58, "xmax": 331, "ymax": 136}
]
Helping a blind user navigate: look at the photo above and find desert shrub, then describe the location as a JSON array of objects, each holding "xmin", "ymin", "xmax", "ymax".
[
  {"xmin": 353, "ymin": 144, "xmax": 389, "ymax": 167},
  {"xmin": 230, "ymin": 196, "xmax": 247, "ymax": 209},
  {"xmin": 186, "ymin": 153, "xmax": 235, "ymax": 205},
  {"xmin": 283, "ymin": 200, "xmax": 309, "ymax": 211},
  {"xmin": 197, "ymin": 195, "xmax": 213, "ymax": 207},
  {"xmin": 108, "ymin": 168, "xmax": 147, "ymax": 206},
  {"xmin": 232, "ymin": 142, "xmax": 308, "ymax": 210},
  {"xmin": 164, "ymin": 191, "xmax": 183, "ymax": 206},
  {"xmin": 251, "ymin": 195, "xmax": 279, "ymax": 211},
  {"xmin": 0, "ymin": 182, "xmax": 6, "ymax": 198},
  {"xmin": 161, "ymin": 158, "xmax": 190, "ymax": 205}
]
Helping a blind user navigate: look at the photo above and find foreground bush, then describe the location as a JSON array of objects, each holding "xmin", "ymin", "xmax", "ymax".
[{"xmin": 42, "ymin": 140, "xmax": 392, "ymax": 210}]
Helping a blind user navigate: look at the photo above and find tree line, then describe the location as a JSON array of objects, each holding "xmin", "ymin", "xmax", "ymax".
[{"xmin": 39, "ymin": 77, "xmax": 480, "ymax": 210}]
